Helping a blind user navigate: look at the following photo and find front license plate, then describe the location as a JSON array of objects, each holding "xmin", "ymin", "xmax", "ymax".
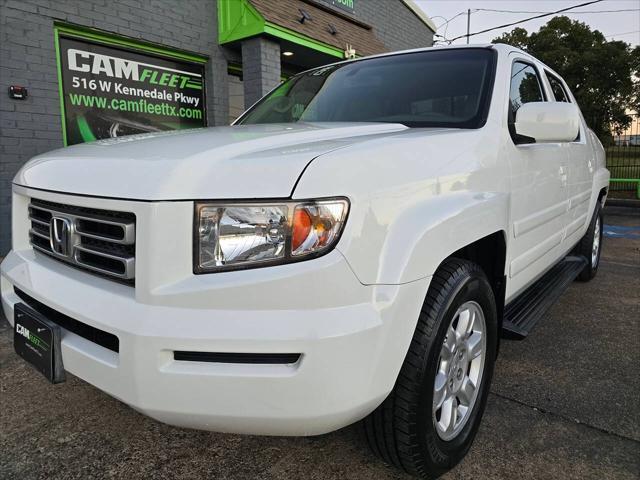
[{"xmin": 14, "ymin": 303, "xmax": 65, "ymax": 384}]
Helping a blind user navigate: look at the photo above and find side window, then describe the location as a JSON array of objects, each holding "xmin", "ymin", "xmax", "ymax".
[
  {"xmin": 546, "ymin": 70, "xmax": 580, "ymax": 141},
  {"xmin": 546, "ymin": 72, "xmax": 570, "ymax": 102},
  {"xmin": 509, "ymin": 61, "xmax": 544, "ymax": 120}
]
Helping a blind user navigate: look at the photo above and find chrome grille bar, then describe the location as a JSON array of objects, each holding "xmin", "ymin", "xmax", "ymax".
[
  {"xmin": 29, "ymin": 228, "xmax": 50, "ymax": 240},
  {"xmin": 28, "ymin": 216, "xmax": 50, "ymax": 228},
  {"xmin": 28, "ymin": 200, "xmax": 136, "ymax": 284}
]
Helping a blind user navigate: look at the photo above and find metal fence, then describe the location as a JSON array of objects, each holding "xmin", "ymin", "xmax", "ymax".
[{"xmin": 608, "ymin": 113, "xmax": 640, "ymax": 198}]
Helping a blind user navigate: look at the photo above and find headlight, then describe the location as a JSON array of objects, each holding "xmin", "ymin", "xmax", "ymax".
[{"xmin": 195, "ymin": 198, "xmax": 349, "ymax": 273}]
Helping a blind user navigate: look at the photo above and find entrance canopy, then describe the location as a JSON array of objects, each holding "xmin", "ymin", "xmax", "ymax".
[{"xmin": 218, "ymin": 0, "xmax": 387, "ymax": 69}]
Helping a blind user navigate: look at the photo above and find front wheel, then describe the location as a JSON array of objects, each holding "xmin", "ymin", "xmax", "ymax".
[{"xmin": 363, "ymin": 258, "xmax": 498, "ymax": 479}]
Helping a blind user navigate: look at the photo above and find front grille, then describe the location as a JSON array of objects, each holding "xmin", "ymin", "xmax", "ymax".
[{"xmin": 28, "ymin": 199, "xmax": 136, "ymax": 284}]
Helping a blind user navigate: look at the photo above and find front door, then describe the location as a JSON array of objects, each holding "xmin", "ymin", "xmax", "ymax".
[{"xmin": 505, "ymin": 58, "xmax": 570, "ymax": 301}]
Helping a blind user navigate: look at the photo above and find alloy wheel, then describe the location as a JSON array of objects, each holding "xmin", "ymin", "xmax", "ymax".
[
  {"xmin": 432, "ymin": 301, "xmax": 487, "ymax": 441},
  {"xmin": 592, "ymin": 216, "xmax": 601, "ymax": 267}
]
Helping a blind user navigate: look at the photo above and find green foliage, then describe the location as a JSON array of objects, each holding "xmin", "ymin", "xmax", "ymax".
[
  {"xmin": 493, "ymin": 16, "xmax": 638, "ymax": 144},
  {"xmin": 631, "ymin": 46, "xmax": 640, "ymax": 113}
]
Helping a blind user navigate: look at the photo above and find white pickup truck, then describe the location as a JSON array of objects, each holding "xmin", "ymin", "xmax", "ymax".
[{"xmin": 1, "ymin": 44, "xmax": 609, "ymax": 478}]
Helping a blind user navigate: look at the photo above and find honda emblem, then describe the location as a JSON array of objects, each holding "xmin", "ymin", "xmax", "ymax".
[{"xmin": 50, "ymin": 216, "xmax": 72, "ymax": 257}]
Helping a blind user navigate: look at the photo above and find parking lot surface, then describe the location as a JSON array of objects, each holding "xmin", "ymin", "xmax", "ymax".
[{"xmin": 1, "ymin": 206, "xmax": 638, "ymax": 480}]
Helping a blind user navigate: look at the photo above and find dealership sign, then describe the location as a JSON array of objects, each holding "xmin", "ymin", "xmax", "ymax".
[
  {"xmin": 318, "ymin": 0, "xmax": 355, "ymax": 14},
  {"xmin": 55, "ymin": 28, "xmax": 207, "ymax": 145}
]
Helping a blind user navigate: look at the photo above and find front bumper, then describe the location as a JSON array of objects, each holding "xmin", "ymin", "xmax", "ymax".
[{"xmin": 2, "ymin": 188, "xmax": 430, "ymax": 436}]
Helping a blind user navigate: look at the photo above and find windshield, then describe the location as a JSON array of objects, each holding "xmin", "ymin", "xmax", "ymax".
[{"xmin": 237, "ymin": 48, "xmax": 496, "ymax": 129}]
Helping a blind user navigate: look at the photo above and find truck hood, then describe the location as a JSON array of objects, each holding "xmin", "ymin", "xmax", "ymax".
[{"xmin": 14, "ymin": 123, "xmax": 409, "ymax": 200}]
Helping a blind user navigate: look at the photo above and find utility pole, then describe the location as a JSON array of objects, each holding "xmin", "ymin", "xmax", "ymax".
[{"xmin": 466, "ymin": 9, "xmax": 471, "ymax": 44}]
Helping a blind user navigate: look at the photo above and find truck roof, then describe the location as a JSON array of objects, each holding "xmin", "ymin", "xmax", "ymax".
[{"xmin": 293, "ymin": 43, "xmax": 532, "ymax": 77}]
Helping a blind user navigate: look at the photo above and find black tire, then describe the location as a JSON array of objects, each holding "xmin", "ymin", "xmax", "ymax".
[
  {"xmin": 574, "ymin": 202, "xmax": 603, "ymax": 282},
  {"xmin": 363, "ymin": 258, "xmax": 498, "ymax": 479}
]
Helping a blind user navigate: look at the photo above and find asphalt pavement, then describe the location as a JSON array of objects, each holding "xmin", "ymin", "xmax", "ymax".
[{"xmin": 1, "ymin": 206, "xmax": 638, "ymax": 480}]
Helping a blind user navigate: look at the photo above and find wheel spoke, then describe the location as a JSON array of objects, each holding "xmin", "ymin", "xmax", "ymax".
[
  {"xmin": 457, "ymin": 377, "xmax": 476, "ymax": 406},
  {"xmin": 433, "ymin": 372, "xmax": 448, "ymax": 410},
  {"xmin": 441, "ymin": 396, "xmax": 457, "ymax": 433},
  {"xmin": 456, "ymin": 404, "xmax": 469, "ymax": 424},
  {"xmin": 466, "ymin": 331, "xmax": 483, "ymax": 359},
  {"xmin": 442, "ymin": 325, "xmax": 457, "ymax": 359},
  {"xmin": 456, "ymin": 308, "xmax": 472, "ymax": 338}
]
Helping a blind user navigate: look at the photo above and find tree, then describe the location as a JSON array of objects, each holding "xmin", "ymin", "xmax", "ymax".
[
  {"xmin": 631, "ymin": 45, "xmax": 640, "ymax": 114},
  {"xmin": 493, "ymin": 16, "xmax": 637, "ymax": 144}
]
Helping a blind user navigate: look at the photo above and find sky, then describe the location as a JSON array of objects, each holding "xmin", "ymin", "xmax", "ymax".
[{"xmin": 415, "ymin": 0, "xmax": 640, "ymax": 47}]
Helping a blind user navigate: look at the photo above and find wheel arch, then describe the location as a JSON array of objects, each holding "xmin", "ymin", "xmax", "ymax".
[
  {"xmin": 598, "ymin": 186, "xmax": 608, "ymax": 204},
  {"xmin": 448, "ymin": 230, "xmax": 507, "ymax": 336},
  {"xmin": 348, "ymin": 191, "xmax": 511, "ymax": 285}
]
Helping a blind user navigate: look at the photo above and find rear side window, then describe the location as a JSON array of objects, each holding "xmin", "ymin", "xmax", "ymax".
[
  {"xmin": 546, "ymin": 72, "xmax": 570, "ymax": 102},
  {"xmin": 509, "ymin": 61, "xmax": 544, "ymax": 120}
]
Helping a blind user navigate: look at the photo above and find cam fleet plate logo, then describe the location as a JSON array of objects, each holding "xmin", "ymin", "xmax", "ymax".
[{"xmin": 15, "ymin": 322, "xmax": 49, "ymax": 352}]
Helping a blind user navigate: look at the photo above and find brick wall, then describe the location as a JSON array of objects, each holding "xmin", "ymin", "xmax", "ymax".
[
  {"xmin": 241, "ymin": 37, "xmax": 281, "ymax": 108},
  {"xmin": 0, "ymin": 0, "xmax": 229, "ymax": 255},
  {"xmin": 353, "ymin": 0, "xmax": 434, "ymax": 52}
]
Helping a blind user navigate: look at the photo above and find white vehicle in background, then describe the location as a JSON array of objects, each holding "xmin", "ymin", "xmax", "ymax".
[{"xmin": 1, "ymin": 44, "xmax": 608, "ymax": 478}]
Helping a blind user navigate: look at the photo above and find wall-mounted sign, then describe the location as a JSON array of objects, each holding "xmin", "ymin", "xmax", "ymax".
[
  {"xmin": 55, "ymin": 26, "xmax": 207, "ymax": 145},
  {"xmin": 318, "ymin": 0, "xmax": 355, "ymax": 15},
  {"xmin": 9, "ymin": 85, "xmax": 28, "ymax": 100}
]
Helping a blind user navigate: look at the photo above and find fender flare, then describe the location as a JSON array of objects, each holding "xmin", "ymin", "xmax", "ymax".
[{"xmin": 338, "ymin": 191, "xmax": 510, "ymax": 285}]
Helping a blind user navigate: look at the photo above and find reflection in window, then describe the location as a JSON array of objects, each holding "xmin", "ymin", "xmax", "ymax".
[
  {"xmin": 238, "ymin": 49, "xmax": 495, "ymax": 129},
  {"xmin": 546, "ymin": 72, "xmax": 570, "ymax": 102},
  {"xmin": 509, "ymin": 62, "xmax": 544, "ymax": 118}
]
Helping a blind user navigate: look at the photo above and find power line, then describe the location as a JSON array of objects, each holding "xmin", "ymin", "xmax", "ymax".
[
  {"xmin": 448, "ymin": 0, "xmax": 605, "ymax": 42},
  {"xmin": 475, "ymin": 8, "xmax": 639, "ymax": 15},
  {"xmin": 430, "ymin": 15, "xmax": 450, "ymax": 25},
  {"xmin": 434, "ymin": 6, "xmax": 639, "ymax": 33},
  {"xmin": 435, "ymin": 11, "xmax": 467, "ymax": 30},
  {"xmin": 434, "ymin": 11, "xmax": 468, "ymax": 44},
  {"xmin": 606, "ymin": 30, "xmax": 640, "ymax": 38}
]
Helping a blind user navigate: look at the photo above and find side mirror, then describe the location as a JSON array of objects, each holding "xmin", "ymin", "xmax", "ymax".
[{"xmin": 514, "ymin": 102, "xmax": 580, "ymax": 143}]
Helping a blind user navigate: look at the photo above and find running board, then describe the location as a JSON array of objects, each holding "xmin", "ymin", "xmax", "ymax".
[{"xmin": 502, "ymin": 256, "xmax": 588, "ymax": 339}]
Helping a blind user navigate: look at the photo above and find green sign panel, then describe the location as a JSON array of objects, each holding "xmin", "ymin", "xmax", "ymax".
[
  {"xmin": 55, "ymin": 30, "xmax": 207, "ymax": 145},
  {"xmin": 319, "ymin": 0, "xmax": 355, "ymax": 14}
]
